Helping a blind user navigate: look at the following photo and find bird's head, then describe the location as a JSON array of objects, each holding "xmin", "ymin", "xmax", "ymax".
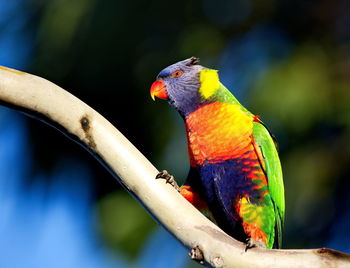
[{"xmin": 150, "ymin": 57, "xmax": 220, "ymax": 117}]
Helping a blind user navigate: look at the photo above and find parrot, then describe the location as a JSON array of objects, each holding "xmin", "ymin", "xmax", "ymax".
[{"xmin": 150, "ymin": 57, "xmax": 284, "ymax": 249}]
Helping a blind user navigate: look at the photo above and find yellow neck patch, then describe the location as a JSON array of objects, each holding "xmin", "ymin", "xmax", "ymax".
[{"xmin": 198, "ymin": 68, "xmax": 220, "ymax": 99}]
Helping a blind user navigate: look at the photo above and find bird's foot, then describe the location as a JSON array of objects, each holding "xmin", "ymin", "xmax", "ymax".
[
  {"xmin": 245, "ymin": 238, "xmax": 266, "ymax": 252},
  {"xmin": 189, "ymin": 245, "xmax": 205, "ymax": 265},
  {"xmin": 155, "ymin": 170, "xmax": 180, "ymax": 192}
]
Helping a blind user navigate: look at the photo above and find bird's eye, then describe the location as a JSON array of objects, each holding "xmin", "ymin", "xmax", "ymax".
[{"xmin": 172, "ymin": 70, "xmax": 183, "ymax": 78}]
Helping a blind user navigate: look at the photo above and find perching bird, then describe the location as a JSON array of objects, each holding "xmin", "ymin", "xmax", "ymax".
[{"xmin": 150, "ymin": 57, "xmax": 284, "ymax": 249}]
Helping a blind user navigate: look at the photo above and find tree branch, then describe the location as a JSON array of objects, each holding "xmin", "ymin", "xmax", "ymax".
[{"xmin": 0, "ymin": 65, "xmax": 349, "ymax": 268}]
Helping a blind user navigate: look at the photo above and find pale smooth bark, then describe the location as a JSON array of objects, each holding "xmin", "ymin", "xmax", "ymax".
[{"xmin": 0, "ymin": 66, "xmax": 349, "ymax": 268}]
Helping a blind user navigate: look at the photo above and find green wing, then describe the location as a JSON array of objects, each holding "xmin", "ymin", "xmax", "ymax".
[{"xmin": 252, "ymin": 121, "xmax": 285, "ymax": 248}]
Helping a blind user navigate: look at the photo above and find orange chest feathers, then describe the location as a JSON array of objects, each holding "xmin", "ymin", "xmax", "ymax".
[{"xmin": 185, "ymin": 102, "xmax": 254, "ymax": 167}]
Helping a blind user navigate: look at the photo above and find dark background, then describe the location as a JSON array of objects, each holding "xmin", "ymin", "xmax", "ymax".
[{"xmin": 0, "ymin": 0, "xmax": 349, "ymax": 267}]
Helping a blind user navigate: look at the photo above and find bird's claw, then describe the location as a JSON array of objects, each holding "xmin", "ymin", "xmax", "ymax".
[
  {"xmin": 245, "ymin": 238, "xmax": 266, "ymax": 252},
  {"xmin": 155, "ymin": 170, "xmax": 180, "ymax": 191}
]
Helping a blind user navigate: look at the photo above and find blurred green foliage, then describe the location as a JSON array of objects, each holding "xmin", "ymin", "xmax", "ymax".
[
  {"xmin": 97, "ymin": 192, "xmax": 156, "ymax": 258},
  {"xmin": 9, "ymin": 0, "xmax": 350, "ymax": 263},
  {"xmin": 250, "ymin": 45, "xmax": 332, "ymax": 132}
]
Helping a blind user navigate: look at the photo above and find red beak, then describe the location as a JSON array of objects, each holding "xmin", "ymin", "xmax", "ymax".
[{"xmin": 150, "ymin": 80, "xmax": 168, "ymax": 101}]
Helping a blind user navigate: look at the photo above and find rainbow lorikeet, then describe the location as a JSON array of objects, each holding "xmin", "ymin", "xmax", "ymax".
[{"xmin": 150, "ymin": 57, "xmax": 284, "ymax": 249}]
